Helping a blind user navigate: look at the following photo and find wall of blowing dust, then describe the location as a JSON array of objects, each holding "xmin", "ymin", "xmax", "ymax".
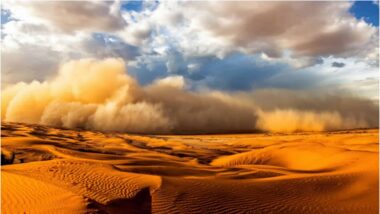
[{"xmin": 2, "ymin": 58, "xmax": 378, "ymax": 134}]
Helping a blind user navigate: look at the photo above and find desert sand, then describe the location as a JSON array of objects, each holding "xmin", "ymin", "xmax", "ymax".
[{"xmin": 1, "ymin": 122, "xmax": 378, "ymax": 214}]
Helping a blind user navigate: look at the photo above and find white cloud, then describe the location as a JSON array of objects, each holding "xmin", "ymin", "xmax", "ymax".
[
  {"xmin": 119, "ymin": 1, "xmax": 377, "ymax": 66},
  {"xmin": 153, "ymin": 75, "xmax": 185, "ymax": 89}
]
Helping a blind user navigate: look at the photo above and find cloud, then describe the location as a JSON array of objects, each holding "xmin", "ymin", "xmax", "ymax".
[
  {"xmin": 199, "ymin": 2, "xmax": 375, "ymax": 58},
  {"xmin": 122, "ymin": 1, "xmax": 377, "ymax": 66},
  {"xmin": 189, "ymin": 54, "xmax": 286, "ymax": 91},
  {"xmin": 1, "ymin": 1, "xmax": 378, "ymax": 114},
  {"xmin": 0, "ymin": 17, "xmax": 135, "ymax": 85},
  {"xmin": 1, "ymin": 44, "xmax": 61, "ymax": 86},
  {"xmin": 81, "ymin": 33, "xmax": 140, "ymax": 60},
  {"xmin": 130, "ymin": 52, "xmax": 332, "ymax": 92},
  {"xmin": 2, "ymin": 58, "xmax": 378, "ymax": 134},
  {"xmin": 4, "ymin": 1, "xmax": 125, "ymax": 33},
  {"xmin": 153, "ymin": 75, "xmax": 186, "ymax": 89},
  {"xmin": 332, "ymin": 62, "xmax": 346, "ymax": 68}
]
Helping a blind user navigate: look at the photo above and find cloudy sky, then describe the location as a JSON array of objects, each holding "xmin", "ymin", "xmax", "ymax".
[{"xmin": 1, "ymin": 0, "xmax": 379, "ymax": 100}]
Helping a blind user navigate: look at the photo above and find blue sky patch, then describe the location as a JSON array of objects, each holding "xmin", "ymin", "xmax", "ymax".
[
  {"xmin": 350, "ymin": 1, "xmax": 379, "ymax": 26},
  {"xmin": 121, "ymin": 1, "xmax": 144, "ymax": 12},
  {"xmin": 1, "ymin": 9, "xmax": 15, "ymax": 25}
]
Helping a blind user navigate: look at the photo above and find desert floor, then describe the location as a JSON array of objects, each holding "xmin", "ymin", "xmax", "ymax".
[{"xmin": 1, "ymin": 122, "xmax": 379, "ymax": 214}]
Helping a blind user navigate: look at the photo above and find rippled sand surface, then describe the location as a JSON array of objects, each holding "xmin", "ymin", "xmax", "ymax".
[{"xmin": 1, "ymin": 122, "xmax": 378, "ymax": 214}]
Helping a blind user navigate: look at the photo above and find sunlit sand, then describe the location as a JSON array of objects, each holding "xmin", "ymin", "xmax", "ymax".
[{"xmin": 1, "ymin": 122, "xmax": 378, "ymax": 214}]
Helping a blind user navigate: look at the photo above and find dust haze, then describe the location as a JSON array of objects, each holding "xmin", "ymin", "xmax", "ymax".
[{"xmin": 2, "ymin": 58, "xmax": 378, "ymax": 133}]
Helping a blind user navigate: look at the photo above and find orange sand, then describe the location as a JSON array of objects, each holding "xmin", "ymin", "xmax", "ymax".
[{"xmin": 1, "ymin": 122, "xmax": 379, "ymax": 213}]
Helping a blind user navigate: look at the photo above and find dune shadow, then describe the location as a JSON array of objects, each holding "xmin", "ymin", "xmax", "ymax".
[{"xmin": 88, "ymin": 187, "xmax": 152, "ymax": 214}]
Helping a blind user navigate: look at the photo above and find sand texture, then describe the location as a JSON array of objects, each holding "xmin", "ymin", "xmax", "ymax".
[{"xmin": 1, "ymin": 122, "xmax": 378, "ymax": 214}]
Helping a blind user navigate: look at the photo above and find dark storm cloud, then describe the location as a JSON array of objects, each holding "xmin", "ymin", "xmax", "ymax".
[{"xmin": 332, "ymin": 62, "xmax": 346, "ymax": 68}]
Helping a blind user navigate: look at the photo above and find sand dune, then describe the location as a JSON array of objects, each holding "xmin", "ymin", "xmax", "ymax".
[
  {"xmin": 211, "ymin": 143, "xmax": 377, "ymax": 171},
  {"xmin": 2, "ymin": 171, "xmax": 86, "ymax": 214},
  {"xmin": 1, "ymin": 122, "xmax": 379, "ymax": 213}
]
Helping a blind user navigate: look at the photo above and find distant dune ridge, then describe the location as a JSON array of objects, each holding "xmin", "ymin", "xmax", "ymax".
[
  {"xmin": 1, "ymin": 122, "xmax": 379, "ymax": 213},
  {"xmin": 1, "ymin": 58, "xmax": 378, "ymax": 134}
]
